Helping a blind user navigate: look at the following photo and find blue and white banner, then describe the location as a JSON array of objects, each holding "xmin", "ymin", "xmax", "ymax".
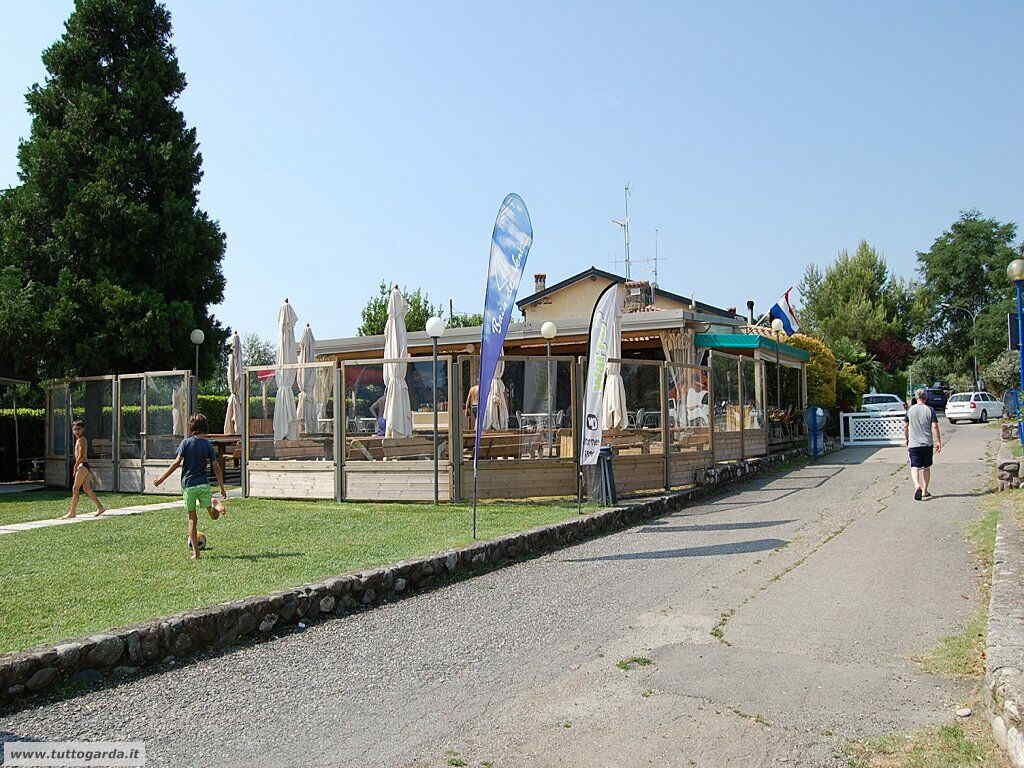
[
  {"xmin": 474, "ymin": 194, "xmax": 533, "ymax": 466},
  {"xmin": 769, "ymin": 287, "xmax": 800, "ymax": 334},
  {"xmin": 580, "ymin": 283, "xmax": 621, "ymax": 465}
]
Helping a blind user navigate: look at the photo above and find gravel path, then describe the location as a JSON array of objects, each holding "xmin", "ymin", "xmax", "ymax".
[{"xmin": 2, "ymin": 422, "xmax": 994, "ymax": 767}]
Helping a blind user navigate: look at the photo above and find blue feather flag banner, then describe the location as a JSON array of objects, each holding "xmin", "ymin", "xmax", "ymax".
[{"xmin": 474, "ymin": 194, "xmax": 533, "ymax": 467}]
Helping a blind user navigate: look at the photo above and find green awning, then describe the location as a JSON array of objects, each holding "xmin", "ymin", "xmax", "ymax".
[{"xmin": 695, "ymin": 333, "xmax": 810, "ymax": 362}]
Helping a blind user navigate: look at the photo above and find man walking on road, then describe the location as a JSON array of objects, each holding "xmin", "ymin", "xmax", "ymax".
[{"xmin": 905, "ymin": 388, "xmax": 942, "ymax": 500}]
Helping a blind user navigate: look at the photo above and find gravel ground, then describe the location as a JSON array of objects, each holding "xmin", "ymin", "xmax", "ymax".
[{"xmin": 1, "ymin": 420, "xmax": 993, "ymax": 767}]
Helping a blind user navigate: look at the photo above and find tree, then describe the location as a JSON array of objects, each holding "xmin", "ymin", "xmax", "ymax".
[
  {"xmin": 916, "ymin": 210, "xmax": 1018, "ymax": 377},
  {"xmin": 357, "ymin": 282, "xmax": 443, "ymax": 336},
  {"xmin": 786, "ymin": 333, "xmax": 837, "ymax": 407},
  {"xmin": 241, "ymin": 333, "xmax": 274, "ymax": 367},
  {"xmin": 0, "ymin": 0, "xmax": 227, "ymax": 381},
  {"xmin": 449, "ymin": 312, "xmax": 483, "ymax": 328},
  {"xmin": 798, "ymin": 241, "xmax": 918, "ymax": 347},
  {"xmin": 907, "ymin": 351, "xmax": 950, "ymax": 391}
]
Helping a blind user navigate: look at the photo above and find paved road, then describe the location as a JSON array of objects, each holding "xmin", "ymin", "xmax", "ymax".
[{"xmin": 2, "ymin": 420, "xmax": 996, "ymax": 767}]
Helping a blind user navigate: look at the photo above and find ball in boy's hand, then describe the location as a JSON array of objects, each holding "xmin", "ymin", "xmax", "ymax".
[{"xmin": 187, "ymin": 532, "xmax": 207, "ymax": 550}]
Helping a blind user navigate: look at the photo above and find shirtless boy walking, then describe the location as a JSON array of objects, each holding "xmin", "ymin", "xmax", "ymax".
[{"xmin": 60, "ymin": 420, "xmax": 107, "ymax": 518}]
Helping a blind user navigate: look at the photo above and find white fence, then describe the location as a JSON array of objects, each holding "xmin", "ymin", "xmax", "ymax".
[{"xmin": 840, "ymin": 411, "xmax": 905, "ymax": 446}]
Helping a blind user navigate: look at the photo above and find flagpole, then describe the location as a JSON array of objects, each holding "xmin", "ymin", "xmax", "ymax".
[{"xmin": 472, "ymin": 458, "xmax": 478, "ymax": 539}]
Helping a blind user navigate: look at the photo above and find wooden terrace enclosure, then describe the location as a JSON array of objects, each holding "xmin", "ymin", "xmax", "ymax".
[{"xmin": 41, "ymin": 271, "xmax": 809, "ymax": 503}]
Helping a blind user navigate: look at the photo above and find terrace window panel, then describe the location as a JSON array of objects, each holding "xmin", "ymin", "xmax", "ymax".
[
  {"xmin": 119, "ymin": 378, "xmax": 143, "ymax": 459},
  {"xmin": 145, "ymin": 373, "xmax": 187, "ymax": 459},
  {"xmin": 70, "ymin": 380, "xmax": 114, "ymax": 460},
  {"xmin": 667, "ymin": 365, "xmax": 711, "ymax": 454}
]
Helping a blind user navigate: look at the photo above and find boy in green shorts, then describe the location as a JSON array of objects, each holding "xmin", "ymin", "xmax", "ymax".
[{"xmin": 154, "ymin": 413, "xmax": 227, "ymax": 559}]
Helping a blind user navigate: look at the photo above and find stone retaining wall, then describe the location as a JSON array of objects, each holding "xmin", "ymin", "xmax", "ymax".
[
  {"xmin": 986, "ymin": 503, "xmax": 1024, "ymax": 767},
  {"xmin": 1, "ymin": 445, "xmax": 820, "ymax": 708}
]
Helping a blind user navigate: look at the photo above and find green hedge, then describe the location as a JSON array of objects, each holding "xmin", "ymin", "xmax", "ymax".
[{"xmin": 0, "ymin": 409, "xmax": 46, "ymax": 481}]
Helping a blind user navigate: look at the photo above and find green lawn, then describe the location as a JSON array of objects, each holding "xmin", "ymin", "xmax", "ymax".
[
  {"xmin": 0, "ymin": 497, "xmax": 583, "ymax": 653},
  {"xmin": 0, "ymin": 490, "xmax": 171, "ymax": 527}
]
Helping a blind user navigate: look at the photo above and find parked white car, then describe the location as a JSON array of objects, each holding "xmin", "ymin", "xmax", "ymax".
[
  {"xmin": 945, "ymin": 391, "xmax": 1004, "ymax": 423},
  {"xmin": 861, "ymin": 393, "xmax": 906, "ymax": 413}
]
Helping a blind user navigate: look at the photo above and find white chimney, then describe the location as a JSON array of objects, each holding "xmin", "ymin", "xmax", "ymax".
[{"xmin": 534, "ymin": 273, "xmax": 546, "ymax": 292}]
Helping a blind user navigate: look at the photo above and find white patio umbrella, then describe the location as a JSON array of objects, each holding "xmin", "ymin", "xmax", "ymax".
[
  {"xmin": 295, "ymin": 324, "xmax": 318, "ymax": 434},
  {"xmin": 484, "ymin": 357, "xmax": 509, "ymax": 429},
  {"xmin": 601, "ymin": 285, "xmax": 628, "ymax": 430},
  {"xmin": 273, "ymin": 299, "xmax": 300, "ymax": 442},
  {"xmin": 383, "ymin": 285, "xmax": 412, "ymax": 438},
  {"xmin": 171, "ymin": 378, "xmax": 188, "ymax": 436},
  {"xmin": 223, "ymin": 331, "xmax": 243, "ymax": 434}
]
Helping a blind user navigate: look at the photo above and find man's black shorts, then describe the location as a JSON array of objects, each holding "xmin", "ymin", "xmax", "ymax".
[{"xmin": 908, "ymin": 446, "xmax": 934, "ymax": 468}]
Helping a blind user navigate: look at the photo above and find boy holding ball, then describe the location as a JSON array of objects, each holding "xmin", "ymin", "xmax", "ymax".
[{"xmin": 154, "ymin": 413, "xmax": 227, "ymax": 559}]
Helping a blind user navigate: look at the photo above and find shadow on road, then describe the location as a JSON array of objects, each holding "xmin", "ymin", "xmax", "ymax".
[
  {"xmin": 566, "ymin": 537, "xmax": 788, "ymax": 562},
  {"xmin": 638, "ymin": 519, "xmax": 795, "ymax": 534}
]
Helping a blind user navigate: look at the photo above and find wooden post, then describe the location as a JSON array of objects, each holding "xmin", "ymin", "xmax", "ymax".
[
  {"xmin": 333, "ymin": 366, "xmax": 342, "ymax": 502},
  {"xmin": 449, "ymin": 357, "xmax": 460, "ymax": 502},
  {"xmin": 707, "ymin": 355, "xmax": 716, "ymax": 465},
  {"xmin": 660, "ymin": 365, "xmax": 670, "ymax": 490},
  {"xmin": 738, "ymin": 357, "xmax": 745, "ymax": 461},
  {"xmin": 339, "ymin": 363, "xmax": 347, "ymax": 501},
  {"xmin": 112, "ymin": 379, "xmax": 120, "ymax": 492},
  {"xmin": 241, "ymin": 369, "xmax": 249, "ymax": 498}
]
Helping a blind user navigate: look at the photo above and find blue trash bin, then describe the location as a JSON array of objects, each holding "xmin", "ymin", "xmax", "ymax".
[{"xmin": 803, "ymin": 406, "xmax": 829, "ymax": 457}]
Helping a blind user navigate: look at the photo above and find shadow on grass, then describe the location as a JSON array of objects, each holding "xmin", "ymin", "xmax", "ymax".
[{"xmin": 206, "ymin": 551, "xmax": 303, "ymax": 562}]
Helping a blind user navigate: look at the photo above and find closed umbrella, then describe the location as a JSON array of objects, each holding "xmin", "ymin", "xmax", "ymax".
[
  {"xmin": 601, "ymin": 285, "xmax": 628, "ymax": 430},
  {"xmin": 223, "ymin": 331, "xmax": 242, "ymax": 434},
  {"xmin": 484, "ymin": 357, "xmax": 509, "ymax": 429},
  {"xmin": 296, "ymin": 324, "xmax": 318, "ymax": 434},
  {"xmin": 273, "ymin": 299, "xmax": 300, "ymax": 442},
  {"xmin": 383, "ymin": 285, "xmax": 412, "ymax": 438},
  {"xmin": 172, "ymin": 378, "xmax": 188, "ymax": 436}
]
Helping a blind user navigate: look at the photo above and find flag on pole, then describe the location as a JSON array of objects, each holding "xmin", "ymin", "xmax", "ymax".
[
  {"xmin": 769, "ymin": 288, "xmax": 800, "ymax": 334},
  {"xmin": 580, "ymin": 283, "xmax": 623, "ymax": 465},
  {"xmin": 474, "ymin": 194, "xmax": 533, "ymax": 467}
]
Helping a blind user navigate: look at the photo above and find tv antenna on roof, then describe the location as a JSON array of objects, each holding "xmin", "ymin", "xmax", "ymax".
[
  {"xmin": 625, "ymin": 227, "xmax": 666, "ymax": 289},
  {"xmin": 610, "ymin": 183, "xmax": 631, "ymax": 279}
]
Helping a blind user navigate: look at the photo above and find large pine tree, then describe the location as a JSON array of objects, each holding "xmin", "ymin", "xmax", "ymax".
[{"xmin": 0, "ymin": 0, "xmax": 226, "ymax": 380}]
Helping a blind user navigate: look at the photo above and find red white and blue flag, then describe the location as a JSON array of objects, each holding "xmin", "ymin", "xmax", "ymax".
[{"xmin": 769, "ymin": 288, "xmax": 800, "ymax": 334}]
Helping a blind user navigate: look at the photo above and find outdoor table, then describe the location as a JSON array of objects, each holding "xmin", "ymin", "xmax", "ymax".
[{"xmin": 205, "ymin": 433, "xmax": 241, "ymax": 478}]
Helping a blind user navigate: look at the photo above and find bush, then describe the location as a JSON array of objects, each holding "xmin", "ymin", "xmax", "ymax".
[
  {"xmin": 836, "ymin": 363, "xmax": 868, "ymax": 411},
  {"xmin": 197, "ymin": 395, "xmax": 228, "ymax": 432},
  {"xmin": 0, "ymin": 409, "xmax": 46, "ymax": 481},
  {"xmin": 983, "ymin": 350, "xmax": 1019, "ymax": 396},
  {"xmin": 787, "ymin": 333, "xmax": 837, "ymax": 407}
]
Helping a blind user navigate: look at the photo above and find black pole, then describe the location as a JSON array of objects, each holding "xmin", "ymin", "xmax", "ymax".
[{"xmin": 432, "ymin": 337, "xmax": 439, "ymax": 505}]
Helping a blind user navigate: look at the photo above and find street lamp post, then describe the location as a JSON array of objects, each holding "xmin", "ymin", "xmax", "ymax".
[
  {"xmin": 425, "ymin": 316, "xmax": 446, "ymax": 505},
  {"xmin": 771, "ymin": 318, "xmax": 784, "ymax": 409},
  {"xmin": 943, "ymin": 304, "xmax": 982, "ymax": 391},
  {"xmin": 541, "ymin": 321, "xmax": 558, "ymax": 457},
  {"xmin": 190, "ymin": 328, "xmax": 205, "ymax": 382},
  {"xmin": 1008, "ymin": 260, "xmax": 1024, "ymax": 445}
]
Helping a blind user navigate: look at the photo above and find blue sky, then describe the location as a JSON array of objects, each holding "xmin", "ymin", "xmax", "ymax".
[{"xmin": 2, "ymin": 1, "xmax": 1022, "ymax": 344}]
